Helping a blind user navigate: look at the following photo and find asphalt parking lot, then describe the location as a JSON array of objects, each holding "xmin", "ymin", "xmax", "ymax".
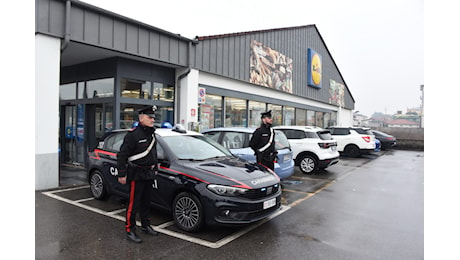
[{"xmin": 36, "ymin": 150, "xmax": 424, "ymax": 259}]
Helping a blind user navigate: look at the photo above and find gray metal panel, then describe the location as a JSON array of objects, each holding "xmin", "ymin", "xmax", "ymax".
[
  {"xmin": 149, "ymin": 32, "xmax": 161, "ymax": 60},
  {"xmin": 113, "ymin": 20, "xmax": 127, "ymax": 51},
  {"xmin": 138, "ymin": 28, "xmax": 149, "ymax": 57},
  {"xmin": 99, "ymin": 16, "xmax": 114, "ymax": 48},
  {"xmin": 36, "ymin": 0, "xmax": 191, "ymax": 67},
  {"xmin": 126, "ymin": 24, "xmax": 139, "ymax": 54},
  {"xmin": 193, "ymin": 25, "xmax": 355, "ymax": 110}
]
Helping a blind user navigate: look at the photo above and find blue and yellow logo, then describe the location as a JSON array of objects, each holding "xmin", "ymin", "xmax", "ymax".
[{"xmin": 308, "ymin": 48, "xmax": 322, "ymax": 89}]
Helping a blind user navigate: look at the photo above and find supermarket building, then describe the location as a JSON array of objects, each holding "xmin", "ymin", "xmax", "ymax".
[{"xmin": 35, "ymin": 0, "xmax": 355, "ymax": 190}]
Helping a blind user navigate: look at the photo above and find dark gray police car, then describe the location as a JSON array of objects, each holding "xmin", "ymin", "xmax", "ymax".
[{"xmin": 87, "ymin": 125, "xmax": 282, "ymax": 232}]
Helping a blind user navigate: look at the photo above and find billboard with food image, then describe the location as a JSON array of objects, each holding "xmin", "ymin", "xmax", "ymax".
[{"xmin": 250, "ymin": 40, "xmax": 293, "ymax": 93}]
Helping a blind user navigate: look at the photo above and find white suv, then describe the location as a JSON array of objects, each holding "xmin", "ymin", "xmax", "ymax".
[
  {"xmin": 327, "ymin": 126, "xmax": 376, "ymax": 157},
  {"xmin": 273, "ymin": 126, "xmax": 340, "ymax": 174}
]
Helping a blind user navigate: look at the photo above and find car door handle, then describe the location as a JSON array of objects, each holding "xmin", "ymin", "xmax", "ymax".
[{"xmin": 168, "ymin": 176, "xmax": 175, "ymax": 181}]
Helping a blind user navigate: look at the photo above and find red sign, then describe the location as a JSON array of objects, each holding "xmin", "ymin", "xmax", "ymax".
[{"xmin": 191, "ymin": 108, "xmax": 196, "ymax": 116}]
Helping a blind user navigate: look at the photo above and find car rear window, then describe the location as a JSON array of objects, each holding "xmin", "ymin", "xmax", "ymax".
[
  {"xmin": 330, "ymin": 128, "xmax": 349, "ymax": 135},
  {"xmin": 354, "ymin": 128, "xmax": 373, "ymax": 135},
  {"xmin": 221, "ymin": 132, "xmax": 246, "ymax": 149},
  {"xmin": 280, "ymin": 129, "xmax": 306, "ymax": 139},
  {"xmin": 163, "ymin": 135, "xmax": 232, "ymax": 160},
  {"xmin": 104, "ymin": 131, "xmax": 127, "ymax": 151},
  {"xmin": 274, "ymin": 130, "xmax": 290, "ymax": 150},
  {"xmin": 317, "ymin": 131, "xmax": 333, "ymax": 140},
  {"xmin": 202, "ymin": 131, "xmax": 221, "ymax": 142},
  {"xmin": 306, "ymin": 132, "xmax": 319, "ymax": 138}
]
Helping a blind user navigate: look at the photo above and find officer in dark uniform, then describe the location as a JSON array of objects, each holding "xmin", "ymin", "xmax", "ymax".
[
  {"xmin": 249, "ymin": 110, "xmax": 277, "ymax": 170},
  {"xmin": 117, "ymin": 105, "xmax": 159, "ymax": 243}
]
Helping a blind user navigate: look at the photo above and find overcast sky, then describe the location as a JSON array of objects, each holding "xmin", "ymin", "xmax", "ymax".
[{"xmin": 81, "ymin": 0, "xmax": 423, "ymax": 117}]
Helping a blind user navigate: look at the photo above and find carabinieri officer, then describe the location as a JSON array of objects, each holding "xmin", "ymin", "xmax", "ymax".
[
  {"xmin": 117, "ymin": 105, "xmax": 159, "ymax": 243},
  {"xmin": 249, "ymin": 110, "xmax": 277, "ymax": 170}
]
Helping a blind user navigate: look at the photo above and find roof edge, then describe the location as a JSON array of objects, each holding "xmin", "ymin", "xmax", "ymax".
[{"xmin": 195, "ymin": 24, "xmax": 316, "ymax": 40}]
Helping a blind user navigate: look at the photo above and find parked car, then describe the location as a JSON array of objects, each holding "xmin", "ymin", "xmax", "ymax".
[
  {"xmin": 87, "ymin": 125, "xmax": 282, "ymax": 232},
  {"xmin": 370, "ymin": 130, "xmax": 397, "ymax": 150},
  {"xmin": 201, "ymin": 127, "xmax": 295, "ymax": 179},
  {"xmin": 273, "ymin": 126, "xmax": 340, "ymax": 174},
  {"xmin": 326, "ymin": 126, "xmax": 376, "ymax": 157}
]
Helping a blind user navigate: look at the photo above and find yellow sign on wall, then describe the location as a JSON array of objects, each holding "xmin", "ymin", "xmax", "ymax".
[{"xmin": 307, "ymin": 48, "xmax": 322, "ymax": 89}]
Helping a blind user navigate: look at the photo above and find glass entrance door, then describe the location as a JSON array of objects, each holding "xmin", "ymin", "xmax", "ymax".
[{"xmin": 61, "ymin": 105, "xmax": 86, "ymax": 167}]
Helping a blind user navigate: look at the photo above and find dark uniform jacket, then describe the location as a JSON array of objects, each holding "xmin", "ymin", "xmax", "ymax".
[
  {"xmin": 249, "ymin": 123, "xmax": 276, "ymax": 159},
  {"xmin": 117, "ymin": 125, "xmax": 158, "ymax": 181}
]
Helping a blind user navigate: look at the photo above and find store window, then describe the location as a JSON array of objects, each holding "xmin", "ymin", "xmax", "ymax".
[
  {"xmin": 267, "ymin": 104, "xmax": 282, "ymax": 126},
  {"xmin": 225, "ymin": 97, "xmax": 247, "ymax": 127},
  {"xmin": 329, "ymin": 112, "xmax": 337, "ymax": 127},
  {"xmin": 155, "ymin": 106, "xmax": 174, "ymax": 127},
  {"xmin": 248, "ymin": 101, "xmax": 266, "ymax": 127},
  {"xmin": 283, "ymin": 106, "xmax": 295, "ymax": 126},
  {"xmin": 307, "ymin": 110, "xmax": 315, "ymax": 126},
  {"xmin": 323, "ymin": 113, "xmax": 331, "ymax": 128},
  {"xmin": 315, "ymin": 111, "xmax": 324, "ymax": 128},
  {"xmin": 153, "ymin": 82, "xmax": 174, "ymax": 102},
  {"xmin": 295, "ymin": 108, "xmax": 306, "ymax": 126},
  {"xmin": 60, "ymin": 83, "xmax": 76, "ymax": 100},
  {"xmin": 199, "ymin": 94, "xmax": 222, "ymax": 131},
  {"xmin": 119, "ymin": 104, "xmax": 171, "ymax": 129},
  {"xmin": 119, "ymin": 104, "xmax": 140, "ymax": 129},
  {"xmin": 121, "ymin": 78, "xmax": 151, "ymax": 99},
  {"xmin": 105, "ymin": 103, "xmax": 114, "ymax": 132},
  {"xmin": 77, "ymin": 82, "xmax": 85, "ymax": 99},
  {"xmin": 87, "ymin": 78, "xmax": 114, "ymax": 98}
]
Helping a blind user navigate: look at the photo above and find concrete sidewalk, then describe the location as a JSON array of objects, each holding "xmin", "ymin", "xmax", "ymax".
[{"xmin": 59, "ymin": 165, "xmax": 87, "ymax": 187}]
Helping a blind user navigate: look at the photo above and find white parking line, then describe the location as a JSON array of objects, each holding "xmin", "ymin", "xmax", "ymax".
[
  {"xmin": 107, "ymin": 208, "xmax": 126, "ymax": 215},
  {"xmin": 75, "ymin": 197, "xmax": 94, "ymax": 203},
  {"xmin": 42, "ymin": 186, "xmax": 291, "ymax": 248}
]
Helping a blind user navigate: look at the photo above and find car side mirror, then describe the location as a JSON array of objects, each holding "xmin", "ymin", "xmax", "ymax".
[{"xmin": 158, "ymin": 158, "xmax": 170, "ymax": 168}]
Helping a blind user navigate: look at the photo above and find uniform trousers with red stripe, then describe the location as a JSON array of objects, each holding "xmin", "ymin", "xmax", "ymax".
[
  {"xmin": 257, "ymin": 155, "xmax": 275, "ymax": 171},
  {"xmin": 125, "ymin": 179, "xmax": 153, "ymax": 232}
]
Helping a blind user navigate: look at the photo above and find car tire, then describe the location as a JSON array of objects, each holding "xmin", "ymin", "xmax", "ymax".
[
  {"xmin": 299, "ymin": 154, "xmax": 317, "ymax": 174},
  {"xmin": 344, "ymin": 145, "xmax": 360, "ymax": 158},
  {"xmin": 173, "ymin": 192, "xmax": 204, "ymax": 232},
  {"xmin": 90, "ymin": 170, "xmax": 108, "ymax": 200}
]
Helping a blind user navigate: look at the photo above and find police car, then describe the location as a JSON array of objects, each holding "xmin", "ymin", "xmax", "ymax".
[{"xmin": 87, "ymin": 125, "xmax": 282, "ymax": 232}]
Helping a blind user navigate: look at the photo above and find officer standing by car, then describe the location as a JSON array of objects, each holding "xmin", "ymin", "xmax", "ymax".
[
  {"xmin": 249, "ymin": 110, "xmax": 277, "ymax": 171},
  {"xmin": 117, "ymin": 105, "xmax": 159, "ymax": 243}
]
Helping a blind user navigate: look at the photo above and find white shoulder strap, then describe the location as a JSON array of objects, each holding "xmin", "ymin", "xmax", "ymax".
[
  {"xmin": 128, "ymin": 135, "xmax": 156, "ymax": 162},
  {"xmin": 258, "ymin": 128, "xmax": 274, "ymax": 153}
]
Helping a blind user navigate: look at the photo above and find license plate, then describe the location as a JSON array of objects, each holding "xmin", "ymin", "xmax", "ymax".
[{"xmin": 263, "ymin": 198, "xmax": 276, "ymax": 209}]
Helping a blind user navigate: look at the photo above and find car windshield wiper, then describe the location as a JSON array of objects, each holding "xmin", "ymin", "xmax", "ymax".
[
  {"xmin": 179, "ymin": 158, "xmax": 205, "ymax": 161},
  {"xmin": 202, "ymin": 155, "xmax": 231, "ymax": 160}
]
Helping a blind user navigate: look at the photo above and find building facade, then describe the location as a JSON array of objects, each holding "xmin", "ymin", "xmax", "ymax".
[{"xmin": 35, "ymin": 0, "xmax": 355, "ymax": 190}]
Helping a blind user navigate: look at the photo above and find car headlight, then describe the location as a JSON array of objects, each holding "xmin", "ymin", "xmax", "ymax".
[{"xmin": 207, "ymin": 184, "xmax": 248, "ymax": 196}]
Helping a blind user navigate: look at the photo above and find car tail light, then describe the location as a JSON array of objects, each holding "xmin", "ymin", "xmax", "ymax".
[
  {"xmin": 386, "ymin": 137, "xmax": 395, "ymax": 140},
  {"xmin": 318, "ymin": 143, "xmax": 335, "ymax": 149},
  {"xmin": 318, "ymin": 143, "xmax": 328, "ymax": 149},
  {"xmin": 362, "ymin": 136, "xmax": 371, "ymax": 143}
]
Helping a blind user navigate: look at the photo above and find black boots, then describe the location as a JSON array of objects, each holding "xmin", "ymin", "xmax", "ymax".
[
  {"xmin": 141, "ymin": 225, "xmax": 158, "ymax": 236},
  {"xmin": 126, "ymin": 226, "xmax": 158, "ymax": 243},
  {"xmin": 126, "ymin": 230, "xmax": 142, "ymax": 243}
]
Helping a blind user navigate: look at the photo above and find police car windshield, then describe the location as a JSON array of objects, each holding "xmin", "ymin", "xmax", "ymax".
[{"xmin": 162, "ymin": 135, "xmax": 233, "ymax": 160}]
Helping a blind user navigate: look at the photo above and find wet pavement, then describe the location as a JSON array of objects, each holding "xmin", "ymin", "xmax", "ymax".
[{"xmin": 36, "ymin": 150, "xmax": 424, "ymax": 259}]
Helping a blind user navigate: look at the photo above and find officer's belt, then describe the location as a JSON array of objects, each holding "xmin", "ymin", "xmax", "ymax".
[{"xmin": 130, "ymin": 163, "xmax": 156, "ymax": 170}]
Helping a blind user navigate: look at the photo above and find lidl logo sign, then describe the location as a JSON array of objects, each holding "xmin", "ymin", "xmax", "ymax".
[{"xmin": 307, "ymin": 48, "xmax": 322, "ymax": 89}]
